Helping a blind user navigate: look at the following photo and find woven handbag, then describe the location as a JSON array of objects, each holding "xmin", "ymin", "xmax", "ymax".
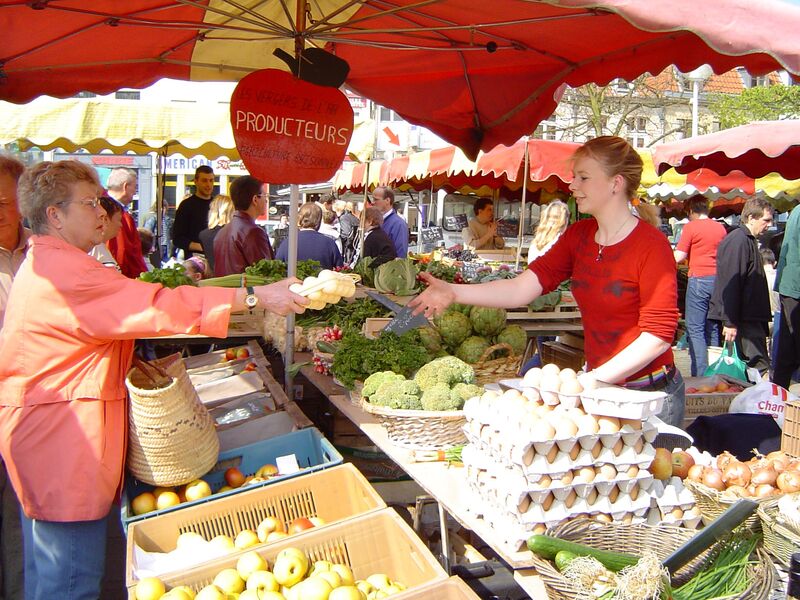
[{"xmin": 126, "ymin": 353, "xmax": 219, "ymax": 486}]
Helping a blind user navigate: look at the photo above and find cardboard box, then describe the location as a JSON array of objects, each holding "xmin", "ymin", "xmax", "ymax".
[
  {"xmin": 127, "ymin": 508, "xmax": 447, "ymax": 598},
  {"xmin": 683, "ymin": 374, "xmax": 750, "ymax": 427},
  {"xmin": 540, "ymin": 341, "xmax": 584, "ymax": 372},
  {"xmin": 398, "ymin": 576, "xmax": 480, "ymax": 598},
  {"xmin": 126, "ymin": 464, "xmax": 386, "ymax": 586}
]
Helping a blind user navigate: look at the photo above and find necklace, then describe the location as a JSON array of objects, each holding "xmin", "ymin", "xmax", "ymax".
[{"xmin": 596, "ymin": 217, "xmax": 632, "ymax": 262}]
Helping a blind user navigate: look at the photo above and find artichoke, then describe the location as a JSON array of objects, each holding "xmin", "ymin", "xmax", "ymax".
[
  {"xmin": 417, "ymin": 327, "xmax": 444, "ymax": 354},
  {"xmin": 495, "ymin": 325, "xmax": 528, "ymax": 356},
  {"xmin": 374, "ymin": 258, "xmax": 420, "ymax": 296},
  {"xmin": 435, "ymin": 311, "xmax": 472, "ymax": 351},
  {"xmin": 469, "ymin": 306, "xmax": 507, "ymax": 337},
  {"xmin": 456, "ymin": 336, "xmax": 491, "ymax": 364}
]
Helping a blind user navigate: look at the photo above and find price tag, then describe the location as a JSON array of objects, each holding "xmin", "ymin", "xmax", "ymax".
[
  {"xmin": 460, "ymin": 261, "xmax": 483, "ymax": 281},
  {"xmin": 276, "ymin": 453, "xmax": 300, "ymax": 475},
  {"xmin": 495, "ymin": 220, "xmax": 519, "ymax": 238},
  {"xmin": 444, "ymin": 214, "xmax": 469, "ymax": 231},
  {"xmin": 419, "ymin": 226, "xmax": 444, "ymax": 245}
]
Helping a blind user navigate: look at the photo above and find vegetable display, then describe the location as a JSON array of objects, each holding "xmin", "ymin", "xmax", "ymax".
[
  {"xmin": 687, "ymin": 449, "xmax": 800, "ymax": 498},
  {"xmin": 244, "ymin": 258, "xmax": 322, "ymax": 282},
  {"xmin": 373, "ymin": 258, "xmax": 420, "ymax": 296},
  {"xmin": 296, "ymin": 297, "xmax": 389, "ymax": 331},
  {"xmin": 139, "ymin": 264, "xmax": 195, "ymax": 288}
]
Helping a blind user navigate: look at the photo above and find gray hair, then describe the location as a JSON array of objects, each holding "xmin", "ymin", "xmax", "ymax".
[
  {"xmin": 106, "ymin": 167, "xmax": 136, "ymax": 192},
  {"xmin": 18, "ymin": 161, "xmax": 100, "ymax": 234}
]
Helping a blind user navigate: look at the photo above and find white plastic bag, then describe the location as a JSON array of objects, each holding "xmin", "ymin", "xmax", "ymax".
[{"xmin": 728, "ymin": 382, "xmax": 797, "ymax": 428}]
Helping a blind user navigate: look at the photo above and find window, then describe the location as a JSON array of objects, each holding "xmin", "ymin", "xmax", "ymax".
[
  {"xmin": 115, "ymin": 90, "xmax": 141, "ymax": 100},
  {"xmin": 676, "ymin": 118, "xmax": 691, "ymax": 139},
  {"xmin": 626, "ymin": 116, "xmax": 648, "ymax": 148},
  {"xmin": 534, "ymin": 119, "xmax": 557, "ymax": 140},
  {"xmin": 379, "ymin": 107, "xmax": 402, "ymax": 121},
  {"xmin": 74, "ymin": 91, "xmax": 97, "ymax": 98},
  {"xmin": 612, "ymin": 78, "xmax": 634, "ymax": 93}
]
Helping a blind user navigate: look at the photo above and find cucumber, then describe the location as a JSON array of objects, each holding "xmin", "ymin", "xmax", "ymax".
[
  {"xmin": 527, "ymin": 535, "xmax": 638, "ymax": 572},
  {"xmin": 316, "ymin": 340, "xmax": 339, "ymax": 354},
  {"xmin": 554, "ymin": 550, "xmax": 578, "ymax": 572}
]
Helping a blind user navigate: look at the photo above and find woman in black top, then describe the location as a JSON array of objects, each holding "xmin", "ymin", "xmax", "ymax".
[{"xmin": 362, "ymin": 206, "xmax": 397, "ymax": 268}]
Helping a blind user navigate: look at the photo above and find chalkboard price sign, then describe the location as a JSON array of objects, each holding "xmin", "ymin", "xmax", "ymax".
[
  {"xmin": 419, "ymin": 226, "xmax": 444, "ymax": 244},
  {"xmin": 460, "ymin": 261, "xmax": 483, "ymax": 282},
  {"xmin": 444, "ymin": 214, "xmax": 469, "ymax": 231},
  {"xmin": 495, "ymin": 220, "xmax": 519, "ymax": 239}
]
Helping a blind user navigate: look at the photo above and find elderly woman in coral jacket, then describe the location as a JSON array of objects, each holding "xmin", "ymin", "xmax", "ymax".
[{"xmin": 0, "ymin": 160, "xmax": 307, "ymax": 600}]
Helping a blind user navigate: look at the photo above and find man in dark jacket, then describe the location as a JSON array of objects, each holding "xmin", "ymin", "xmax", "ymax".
[
  {"xmin": 362, "ymin": 207, "xmax": 397, "ymax": 269},
  {"xmin": 709, "ymin": 198, "xmax": 775, "ymax": 375},
  {"xmin": 213, "ymin": 175, "xmax": 273, "ymax": 276}
]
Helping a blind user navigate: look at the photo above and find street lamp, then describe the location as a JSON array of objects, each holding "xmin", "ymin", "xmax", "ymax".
[{"xmin": 685, "ymin": 65, "xmax": 714, "ymax": 137}]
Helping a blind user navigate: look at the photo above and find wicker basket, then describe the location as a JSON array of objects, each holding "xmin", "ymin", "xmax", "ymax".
[
  {"xmin": 531, "ymin": 519, "xmax": 775, "ymax": 600},
  {"xmin": 472, "ymin": 342, "xmax": 522, "ymax": 385},
  {"xmin": 126, "ymin": 354, "xmax": 219, "ymax": 487},
  {"xmin": 360, "ymin": 399, "xmax": 466, "ymax": 450},
  {"xmin": 758, "ymin": 496, "xmax": 800, "ymax": 567},
  {"xmin": 684, "ymin": 479, "xmax": 766, "ymax": 532}
]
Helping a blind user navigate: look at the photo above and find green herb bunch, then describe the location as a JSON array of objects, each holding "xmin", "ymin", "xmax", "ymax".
[{"xmin": 139, "ymin": 264, "xmax": 195, "ymax": 288}]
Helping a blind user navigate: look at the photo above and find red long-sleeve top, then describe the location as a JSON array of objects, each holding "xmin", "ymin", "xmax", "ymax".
[
  {"xmin": 107, "ymin": 210, "xmax": 148, "ymax": 279},
  {"xmin": 529, "ymin": 218, "xmax": 679, "ymax": 381}
]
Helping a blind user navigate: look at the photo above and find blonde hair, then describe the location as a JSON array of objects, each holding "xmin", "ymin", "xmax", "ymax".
[
  {"xmin": 183, "ymin": 256, "xmax": 210, "ymax": 281},
  {"xmin": 18, "ymin": 160, "xmax": 100, "ymax": 234},
  {"xmin": 298, "ymin": 202, "xmax": 322, "ymax": 230},
  {"xmin": 532, "ymin": 200, "xmax": 569, "ymax": 251},
  {"xmin": 207, "ymin": 194, "xmax": 234, "ymax": 228},
  {"xmin": 572, "ymin": 136, "xmax": 643, "ymax": 200},
  {"xmin": 635, "ymin": 201, "xmax": 661, "ymax": 228}
]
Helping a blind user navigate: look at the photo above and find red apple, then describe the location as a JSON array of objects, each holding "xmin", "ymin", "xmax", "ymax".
[
  {"xmin": 236, "ymin": 348, "xmax": 250, "ymax": 359},
  {"xmin": 686, "ymin": 387, "xmax": 698, "ymax": 394},
  {"xmin": 243, "ymin": 362, "xmax": 257, "ymax": 372},
  {"xmin": 648, "ymin": 447, "xmax": 673, "ymax": 480},
  {"xmin": 671, "ymin": 451, "xmax": 696, "ymax": 479},
  {"xmin": 225, "ymin": 348, "xmax": 237, "ymax": 361},
  {"xmin": 224, "ymin": 467, "xmax": 246, "ymax": 488},
  {"xmin": 287, "ymin": 517, "xmax": 315, "ymax": 535}
]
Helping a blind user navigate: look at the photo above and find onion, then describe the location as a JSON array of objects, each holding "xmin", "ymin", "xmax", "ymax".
[
  {"xmin": 722, "ymin": 461, "xmax": 752, "ymax": 488},
  {"xmin": 777, "ymin": 471, "xmax": 800, "ymax": 493},
  {"xmin": 702, "ymin": 468, "xmax": 725, "ymax": 491},
  {"xmin": 687, "ymin": 464, "xmax": 706, "ymax": 482},
  {"xmin": 751, "ymin": 465, "xmax": 778, "ymax": 486},
  {"xmin": 755, "ymin": 484, "xmax": 777, "ymax": 498},
  {"xmin": 767, "ymin": 451, "xmax": 791, "ymax": 473},
  {"xmin": 725, "ymin": 485, "xmax": 750, "ymax": 497},
  {"xmin": 716, "ymin": 451, "xmax": 736, "ymax": 471}
]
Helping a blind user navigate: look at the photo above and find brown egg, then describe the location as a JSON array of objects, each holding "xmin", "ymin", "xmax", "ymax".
[
  {"xmin": 569, "ymin": 444, "xmax": 581, "ymax": 460},
  {"xmin": 612, "ymin": 438, "xmax": 624, "ymax": 456},
  {"xmin": 608, "ymin": 486, "xmax": 620, "ymax": 503},
  {"xmin": 518, "ymin": 495, "xmax": 531, "ymax": 513},
  {"xmin": 576, "ymin": 414, "xmax": 600, "ymax": 435},
  {"xmin": 629, "ymin": 486, "xmax": 640, "ymax": 500},
  {"xmin": 564, "ymin": 489, "xmax": 578, "ymax": 508},
  {"xmin": 597, "ymin": 416, "xmax": 621, "ymax": 434},
  {"xmin": 591, "ymin": 441, "xmax": 603, "ymax": 459},
  {"xmin": 546, "ymin": 445, "xmax": 559, "ymax": 464},
  {"xmin": 620, "ymin": 418, "xmax": 643, "ymax": 430},
  {"xmin": 560, "ymin": 471, "xmax": 574, "ymax": 485},
  {"xmin": 532, "ymin": 523, "xmax": 547, "ymax": 535},
  {"xmin": 625, "ymin": 465, "xmax": 640, "ymax": 478},
  {"xmin": 586, "ymin": 489, "xmax": 599, "ymax": 505},
  {"xmin": 595, "ymin": 513, "xmax": 613, "ymax": 523},
  {"xmin": 574, "ymin": 466, "xmax": 597, "ymax": 484},
  {"xmin": 560, "ymin": 378, "xmax": 584, "ymax": 395},
  {"xmin": 597, "ymin": 464, "xmax": 617, "ymax": 481},
  {"xmin": 541, "ymin": 363, "xmax": 560, "ymax": 379},
  {"xmin": 559, "ymin": 368, "xmax": 578, "ymax": 382},
  {"xmin": 542, "ymin": 493, "xmax": 555, "ymax": 511}
]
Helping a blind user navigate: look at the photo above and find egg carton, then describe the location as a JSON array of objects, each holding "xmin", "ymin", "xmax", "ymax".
[
  {"xmin": 515, "ymin": 441, "xmax": 657, "ymax": 478},
  {"xmin": 580, "ymin": 386, "xmax": 666, "ymax": 420},
  {"xmin": 520, "ymin": 469, "xmax": 654, "ymax": 503},
  {"xmin": 648, "ymin": 477, "xmax": 697, "ymax": 510},
  {"xmin": 645, "ymin": 504, "xmax": 703, "ymax": 530}
]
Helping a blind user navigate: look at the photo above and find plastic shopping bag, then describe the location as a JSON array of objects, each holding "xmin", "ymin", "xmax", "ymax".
[
  {"xmin": 704, "ymin": 341, "xmax": 748, "ymax": 381},
  {"xmin": 728, "ymin": 381, "xmax": 796, "ymax": 428}
]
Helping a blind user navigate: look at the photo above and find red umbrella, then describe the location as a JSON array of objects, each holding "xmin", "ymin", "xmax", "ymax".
[
  {"xmin": 653, "ymin": 120, "xmax": 800, "ymax": 180},
  {"xmin": 2, "ymin": 1, "xmax": 800, "ymax": 158}
]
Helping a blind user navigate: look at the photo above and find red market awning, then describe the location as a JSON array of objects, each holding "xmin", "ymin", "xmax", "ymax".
[
  {"xmin": 2, "ymin": 1, "xmax": 800, "ymax": 159},
  {"xmin": 652, "ymin": 120, "xmax": 800, "ymax": 180}
]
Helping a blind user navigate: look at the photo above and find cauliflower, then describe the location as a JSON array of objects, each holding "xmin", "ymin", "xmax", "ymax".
[
  {"xmin": 450, "ymin": 383, "xmax": 483, "ymax": 408},
  {"xmin": 469, "ymin": 306, "xmax": 507, "ymax": 337},
  {"xmin": 455, "ymin": 336, "xmax": 491, "ymax": 364},
  {"xmin": 362, "ymin": 371, "xmax": 404, "ymax": 398},
  {"xmin": 420, "ymin": 382, "xmax": 462, "ymax": 411},
  {"xmin": 413, "ymin": 356, "xmax": 476, "ymax": 390},
  {"xmin": 370, "ymin": 378, "xmax": 422, "ymax": 410},
  {"xmin": 495, "ymin": 325, "xmax": 528, "ymax": 356},
  {"xmin": 434, "ymin": 311, "xmax": 472, "ymax": 351}
]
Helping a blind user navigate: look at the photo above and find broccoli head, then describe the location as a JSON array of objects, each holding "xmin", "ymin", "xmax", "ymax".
[
  {"xmin": 413, "ymin": 355, "xmax": 476, "ymax": 390},
  {"xmin": 370, "ymin": 378, "xmax": 422, "ymax": 410},
  {"xmin": 362, "ymin": 371, "xmax": 404, "ymax": 398},
  {"xmin": 420, "ymin": 382, "xmax": 462, "ymax": 411},
  {"xmin": 450, "ymin": 383, "xmax": 483, "ymax": 408}
]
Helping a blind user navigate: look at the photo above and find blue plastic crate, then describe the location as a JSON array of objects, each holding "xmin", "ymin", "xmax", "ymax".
[{"xmin": 121, "ymin": 427, "xmax": 342, "ymax": 531}]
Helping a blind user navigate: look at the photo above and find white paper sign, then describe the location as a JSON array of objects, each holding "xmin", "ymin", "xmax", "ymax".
[{"xmin": 276, "ymin": 453, "xmax": 300, "ymax": 474}]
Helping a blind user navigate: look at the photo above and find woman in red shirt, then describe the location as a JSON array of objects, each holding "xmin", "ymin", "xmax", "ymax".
[{"xmin": 411, "ymin": 137, "xmax": 683, "ymax": 426}]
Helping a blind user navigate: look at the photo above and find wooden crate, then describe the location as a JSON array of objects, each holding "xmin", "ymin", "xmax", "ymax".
[
  {"xmin": 398, "ymin": 576, "xmax": 480, "ymax": 598},
  {"xmin": 782, "ymin": 399, "xmax": 800, "ymax": 458},
  {"xmin": 126, "ymin": 464, "xmax": 385, "ymax": 587},
  {"xmin": 363, "ymin": 317, "xmax": 393, "ymax": 339},
  {"xmin": 128, "ymin": 508, "xmax": 447, "ymax": 598},
  {"xmin": 540, "ymin": 341, "xmax": 584, "ymax": 372}
]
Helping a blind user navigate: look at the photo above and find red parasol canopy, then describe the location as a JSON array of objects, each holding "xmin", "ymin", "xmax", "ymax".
[
  {"xmin": 653, "ymin": 120, "xmax": 800, "ymax": 180},
  {"xmin": 2, "ymin": 1, "xmax": 800, "ymax": 159}
]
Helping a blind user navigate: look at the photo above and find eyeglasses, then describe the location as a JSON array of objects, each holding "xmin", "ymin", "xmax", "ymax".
[{"xmin": 58, "ymin": 197, "xmax": 101, "ymax": 209}]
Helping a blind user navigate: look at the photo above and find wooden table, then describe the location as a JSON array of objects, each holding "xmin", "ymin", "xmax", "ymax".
[{"xmin": 296, "ymin": 354, "xmax": 549, "ymax": 599}]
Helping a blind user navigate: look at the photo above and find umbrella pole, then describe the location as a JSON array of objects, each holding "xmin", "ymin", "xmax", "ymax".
[
  {"xmin": 284, "ymin": 183, "xmax": 299, "ymax": 392},
  {"xmin": 156, "ymin": 148, "xmax": 165, "ymax": 264},
  {"xmin": 516, "ymin": 138, "xmax": 530, "ymax": 270}
]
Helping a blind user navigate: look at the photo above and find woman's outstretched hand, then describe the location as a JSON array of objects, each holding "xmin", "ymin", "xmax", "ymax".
[{"xmin": 409, "ymin": 271, "xmax": 456, "ymax": 318}]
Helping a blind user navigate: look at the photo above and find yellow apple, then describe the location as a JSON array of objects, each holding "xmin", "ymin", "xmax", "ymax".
[
  {"xmin": 255, "ymin": 464, "xmax": 279, "ymax": 478},
  {"xmin": 309, "ymin": 560, "xmax": 333, "ymax": 577},
  {"xmin": 365, "ymin": 575, "xmax": 391, "ymax": 591},
  {"xmin": 329, "ymin": 587, "xmax": 366, "ymax": 600},
  {"xmin": 131, "ymin": 492, "xmax": 157, "ymax": 516},
  {"xmin": 317, "ymin": 571, "xmax": 342, "ymax": 589},
  {"xmin": 354, "ymin": 581, "xmax": 374, "ymax": 597},
  {"xmin": 161, "ymin": 590, "xmax": 194, "ymax": 600},
  {"xmin": 213, "ymin": 568, "xmax": 245, "ymax": 594},
  {"xmin": 308, "ymin": 517, "xmax": 327, "ymax": 528},
  {"xmin": 295, "ymin": 577, "xmax": 333, "ymax": 600},
  {"xmin": 156, "ymin": 491, "xmax": 181, "ymax": 510},
  {"xmin": 184, "ymin": 479, "xmax": 213, "ymax": 502},
  {"xmin": 195, "ymin": 585, "xmax": 227, "ymax": 600},
  {"xmin": 135, "ymin": 577, "xmax": 165, "ymax": 600},
  {"xmin": 172, "ymin": 585, "xmax": 197, "ymax": 599},
  {"xmin": 236, "ymin": 551, "xmax": 269, "ymax": 581},
  {"xmin": 273, "ymin": 548, "xmax": 310, "ymax": 587},
  {"xmin": 176, "ymin": 531, "xmax": 206, "ymax": 550},
  {"xmin": 235, "ymin": 529, "xmax": 260, "ymax": 549},
  {"xmin": 247, "ymin": 570, "xmax": 280, "ymax": 593},
  {"xmin": 257, "ymin": 516, "xmax": 286, "ymax": 542},
  {"xmin": 266, "ymin": 531, "xmax": 290, "ymax": 542},
  {"xmin": 382, "ymin": 584, "xmax": 403, "ymax": 595},
  {"xmin": 209, "ymin": 535, "xmax": 236, "ymax": 553},
  {"xmin": 330, "ymin": 565, "xmax": 354, "ymax": 587},
  {"xmin": 218, "ymin": 485, "xmax": 234, "ymax": 493}
]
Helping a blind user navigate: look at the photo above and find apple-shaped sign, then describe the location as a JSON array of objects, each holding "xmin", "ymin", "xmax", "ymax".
[{"xmin": 231, "ymin": 69, "xmax": 354, "ymax": 184}]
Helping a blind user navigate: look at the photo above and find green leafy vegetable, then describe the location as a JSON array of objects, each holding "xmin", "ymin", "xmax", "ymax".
[
  {"xmin": 374, "ymin": 258, "xmax": 420, "ymax": 296},
  {"xmin": 139, "ymin": 264, "xmax": 195, "ymax": 288}
]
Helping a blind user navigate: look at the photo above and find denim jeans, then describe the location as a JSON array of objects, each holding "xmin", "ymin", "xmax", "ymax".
[
  {"xmin": 685, "ymin": 276, "xmax": 719, "ymax": 376},
  {"xmin": 20, "ymin": 511, "xmax": 107, "ymax": 600},
  {"xmin": 656, "ymin": 370, "xmax": 686, "ymax": 428}
]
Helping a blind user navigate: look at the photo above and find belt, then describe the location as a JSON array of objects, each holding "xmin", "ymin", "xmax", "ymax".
[{"xmin": 624, "ymin": 364, "xmax": 677, "ymax": 392}]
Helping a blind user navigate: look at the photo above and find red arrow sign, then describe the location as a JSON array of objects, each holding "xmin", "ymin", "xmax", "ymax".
[{"xmin": 383, "ymin": 126, "xmax": 400, "ymax": 146}]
